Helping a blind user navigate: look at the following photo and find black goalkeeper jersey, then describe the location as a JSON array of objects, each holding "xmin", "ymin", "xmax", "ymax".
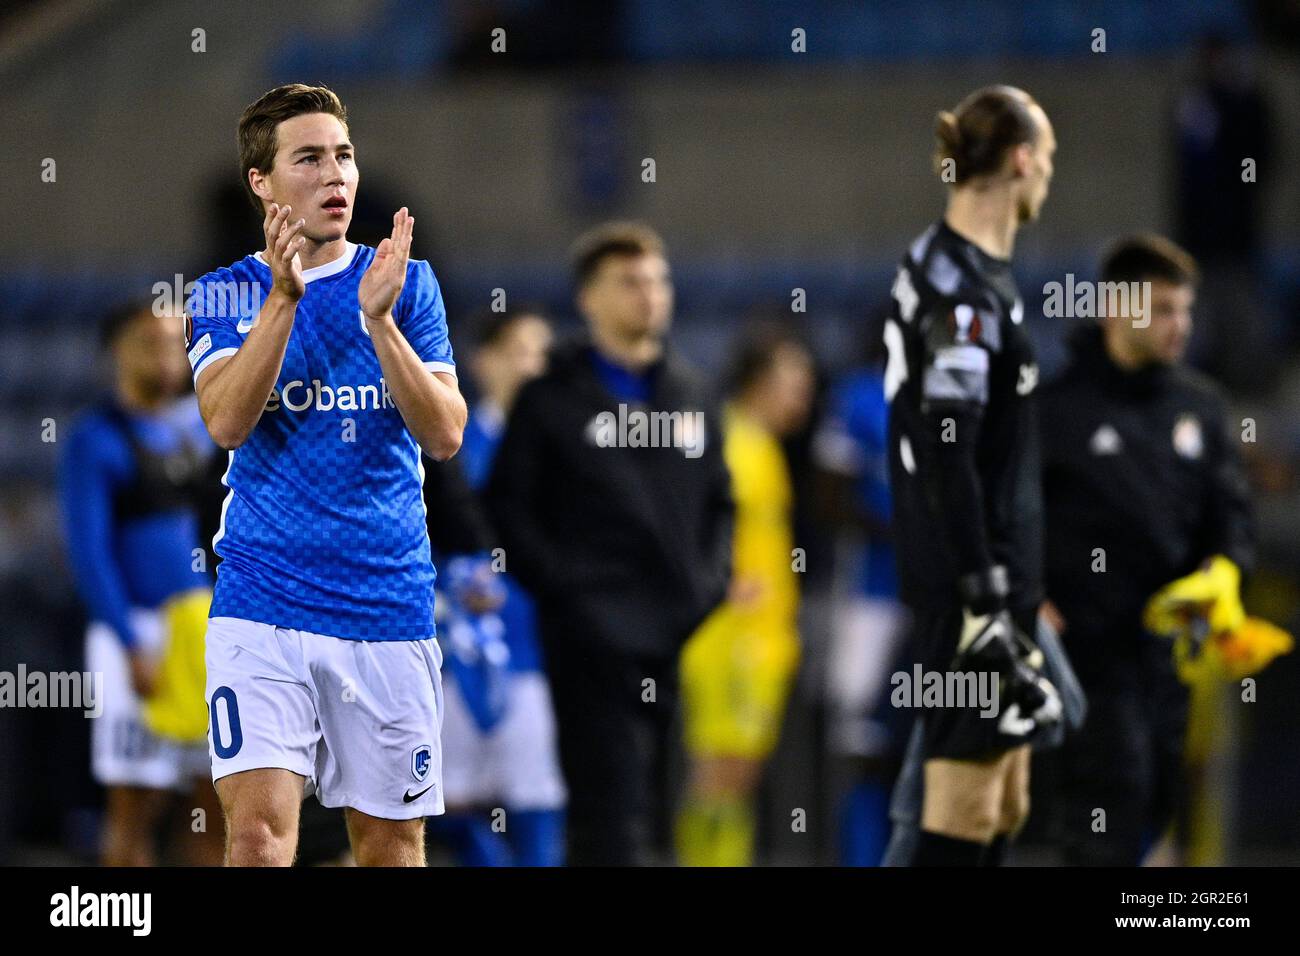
[{"xmin": 884, "ymin": 220, "xmax": 1043, "ymax": 614}]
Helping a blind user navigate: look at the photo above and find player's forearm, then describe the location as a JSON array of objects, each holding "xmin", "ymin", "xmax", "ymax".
[
  {"xmin": 198, "ymin": 292, "xmax": 298, "ymax": 449},
  {"xmin": 936, "ymin": 463, "xmax": 996, "ymax": 588},
  {"xmin": 65, "ymin": 532, "xmax": 138, "ymax": 647},
  {"xmin": 707, "ymin": 461, "xmax": 737, "ymax": 589},
  {"xmin": 73, "ymin": 560, "xmax": 138, "ymax": 648},
  {"xmin": 1206, "ymin": 429, "xmax": 1256, "ymax": 576},
  {"xmin": 482, "ymin": 415, "xmax": 560, "ymax": 595},
  {"xmin": 58, "ymin": 449, "xmax": 138, "ymax": 646},
  {"xmin": 924, "ymin": 407, "xmax": 996, "ymax": 588},
  {"xmin": 367, "ymin": 315, "xmax": 467, "ymax": 460},
  {"xmin": 486, "ymin": 506, "xmax": 557, "ymax": 597}
]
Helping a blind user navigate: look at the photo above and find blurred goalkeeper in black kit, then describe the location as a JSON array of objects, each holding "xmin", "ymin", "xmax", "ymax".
[{"xmin": 883, "ymin": 86, "xmax": 1062, "ymax": 866}]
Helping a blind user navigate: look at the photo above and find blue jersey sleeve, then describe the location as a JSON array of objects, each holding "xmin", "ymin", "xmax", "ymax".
[
  {"xmin": 396, "ymin": 260, "xmax": 456, "ymax": 376},
  {"xmin": 185, "ymin": 269, "xmax": 248, "ymax": 387},
  {"xmin": 458, "ymin": 414, "xmax": 498, "ymax": 490},
  {"xmin": 58, "ymin": 418, "xmax": 138, "ymax": 648},
  {"xmin": 814, "ymin": 372, "xmax": 893, "ymax": 523},
  {"xmin": 815, "ymin": 377, "xmax": 871, "ymax": 476}
]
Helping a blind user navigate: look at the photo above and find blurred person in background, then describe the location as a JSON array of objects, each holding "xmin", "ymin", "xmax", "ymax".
[
  {"xmin": 812, "ymin": 330, "xmax": 911, "ymax": 866},
  {"xmin": 1173, "ymin": 34, "xmax": 1279, "ymax": 393},
  {"xmin": 1039, "ymin": 235, "xmax": 1283, "ymax": 866},
  {"xmin": 431, "ymin": 307, "xmax": 566, "ymax": 866},
  {"xmin": 884, "ymin": 85, "xmax": 1062, "ymax": 866},
  {"xmin": 58, "ymin": 301, "xmax": 223, "ymax": 865},
  {"xmin": 486, "ymin": 222, "xmax": 733, "ymax": 866},
  {"xmin": 420, "ymin": 455, "xmax": 508, "ymax": 864},
  {"xmin": 1174, "ymin": 35, "xmax": 1273, "ymax": 267},
  {"xmin": 675, "ymin": 322, "xmax": 814, "ymax": 867}
]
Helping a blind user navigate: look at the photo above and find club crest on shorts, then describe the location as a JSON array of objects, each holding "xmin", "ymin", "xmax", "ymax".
[{"xmin": 411, "ymin": 744, "xmax": 432, "ymax": 782}]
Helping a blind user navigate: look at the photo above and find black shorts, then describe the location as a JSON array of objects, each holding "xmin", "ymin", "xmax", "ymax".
[{"xmin": 908, "ymin": 600, "xmax": 1040, "ymax": 761}]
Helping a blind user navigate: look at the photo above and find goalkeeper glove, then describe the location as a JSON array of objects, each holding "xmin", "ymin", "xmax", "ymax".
[{"xmin": 955, "ymin": 566, "xmax": 1063, "ymax": 735}]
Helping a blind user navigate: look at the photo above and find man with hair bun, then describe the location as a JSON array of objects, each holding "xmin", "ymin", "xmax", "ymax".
[{"xmin": 881, "ymin": 85, "xmax": 1061, "ymax": 866}]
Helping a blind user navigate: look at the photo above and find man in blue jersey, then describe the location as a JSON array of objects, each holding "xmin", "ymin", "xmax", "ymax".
[
  {"xmin": 436, "ymin": 308, "xmax": 566, "ymax": 866},
  {"xmin": 813, "ymin": 360, "xmax": 910, "ymax": 865},
  {"xmin": 60, "ymin": 301, "xmax": 223, "ymax": 865},
  {"xmin": 187, "ymin": 84, "xmax": 466, "ymax": 866}
]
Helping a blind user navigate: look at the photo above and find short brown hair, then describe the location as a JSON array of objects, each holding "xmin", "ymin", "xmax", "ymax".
[
  {"xmin": 99, "ymin": 299, "xmax": 155, "ymax": 349},
  {"xmin": 469, "ymin": 305, "xmax": 550, "ymax": 350},
  {"xmin": 1101, "ymin": 234, "xmax": 1200, "ymax": 288},
  {"xmin": 934, "ymin": 85, "xmax": 1042, "ymax": 185},
  {"xmin": 570, "ymin": 221, "xmax": 666, "ymax": 289},
  {"xmin": 237, "ymin": 84, "xmax": 349, "ymax": 213},
  {"xmin": 726, "ymin": 321, "xmax": 810, "ymax": 396}
]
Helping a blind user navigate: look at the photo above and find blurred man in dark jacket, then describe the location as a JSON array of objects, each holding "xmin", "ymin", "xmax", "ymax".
[
  {"xmin": 486, "ymin": 222, "xmax": 733, "ymax": 865},
  {"xmin": 1040, "ymin": 234, "xmax": 1255, "ymax": 865}
]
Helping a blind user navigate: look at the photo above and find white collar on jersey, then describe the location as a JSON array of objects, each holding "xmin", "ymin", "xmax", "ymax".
[{"xmin": 254, "ymin": 241, "xmax": 358, "ymax": 283}]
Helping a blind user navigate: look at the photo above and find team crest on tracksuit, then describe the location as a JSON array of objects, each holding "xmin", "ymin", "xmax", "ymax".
[{"xmin": 1173, "ymin": 414, "xmax": 1203, "ymax": 460}]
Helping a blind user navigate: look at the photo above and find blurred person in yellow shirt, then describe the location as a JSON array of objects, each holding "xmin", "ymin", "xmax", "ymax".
[{"xmin": 677, "ymin": 323, "xmax": 815, "ymax": 866}]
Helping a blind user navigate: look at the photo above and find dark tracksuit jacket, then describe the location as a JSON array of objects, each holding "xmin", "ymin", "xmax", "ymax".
[
  {"xmin": 1039, "ymin": 323, "xmax": 1254, "ymax": 864},
  {"xmin": 484, "ymin": 336, "xmax": 733, "ymax": 864}
]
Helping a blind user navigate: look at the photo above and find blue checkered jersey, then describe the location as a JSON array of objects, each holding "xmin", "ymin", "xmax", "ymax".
[{"xmin": 186, "ymin": 242, "xmax": 456, "ymax": 640}]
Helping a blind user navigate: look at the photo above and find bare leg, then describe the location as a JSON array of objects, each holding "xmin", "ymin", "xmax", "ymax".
[
  {"xmin": 215, "ymin": 768, "xmax": 304, "ymax": 866},
  {"xmin": 921, "ymin": 751, "xmax": 1017, "ymax": 845},
  {"xmin": 345, "ymin": 807, "xmax": 426, "ymax": 867},
  {"xmin": 181, "ymin": 777, "xmax": 227, "ymax": 866},
  {"xmin": 101, "ymin": 786, "xmax": 171, "ymax": 866},
  {"xmin": 996, "ymin": 745, "xmax": 1032, "ymax": 838}
]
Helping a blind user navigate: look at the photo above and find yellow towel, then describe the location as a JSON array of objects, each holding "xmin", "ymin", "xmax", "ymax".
[
  {"xmin": 141, "ymin": 588, "xmax": 211, "ymax": 744},
  {"xmin": 1174, "ymin": 615, "xmax": 1293, "ymax": 684},
  {"xmin": 1143, "ymin": 555, "xmax": 1245, "ymax": 639}
]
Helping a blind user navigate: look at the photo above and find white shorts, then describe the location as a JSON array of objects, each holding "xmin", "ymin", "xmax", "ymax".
[
  {"xmin": 440, "ymin": 671, "xmax": 567, "ymax": 811},
  {"xmin": 86, "ymin": 611, "xmax": 209, "ymax": 791},
  {"xmin": 204, "ymin": 616, "xmax": 445, "ymax": 820},
  {"xmin": 827, "ymin": 596, "xmax": 909, "ymax": 758}
]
